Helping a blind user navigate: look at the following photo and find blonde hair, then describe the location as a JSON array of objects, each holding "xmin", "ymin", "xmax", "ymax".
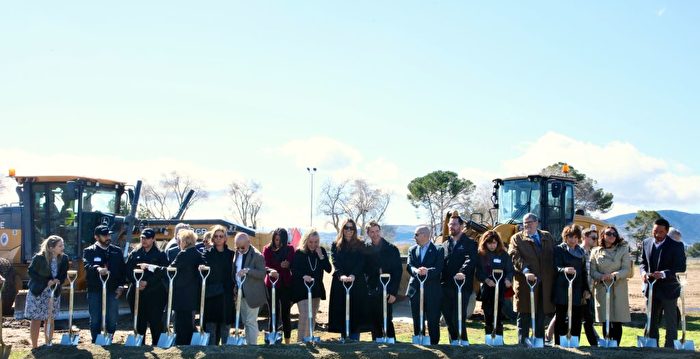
[
  {"xmin": 299, "ymin": 229, "xmax": 320, "ymax": 253},
  {"xmin": 178, "ymin": 229, "xmax": 197, "ymax": 249},
  {"xmin": 210, "ymin": 225, "xmax": 227, "ymax": 237},
  {"xmin": 38, "ymin": 235, "xmax": 64, "ymax": 265}
]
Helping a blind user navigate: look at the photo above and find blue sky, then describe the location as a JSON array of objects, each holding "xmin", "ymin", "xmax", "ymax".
[{"xmin": 2, "ymin": 1, "xmax": 699, "ymax": 230}]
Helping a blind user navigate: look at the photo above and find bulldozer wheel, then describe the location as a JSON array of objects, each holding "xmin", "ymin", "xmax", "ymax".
[{"xmin": 0, "ymin": 257, "xmax": 17, "ymax": 315}]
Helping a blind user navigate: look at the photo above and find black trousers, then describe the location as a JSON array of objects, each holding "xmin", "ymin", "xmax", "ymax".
[
  {"xmin": 554, "ymin": 304, "xmax": 583, "ymax": 345},
  {"xmin": 601, "ymin": 321, "xmax": 623, "ymax": 344},
  {"xmin": 369, "ymin": 293, "xmax": 395, "ymax": 340},
  {"xmin": 267, "ymin": 285, "xmax": 292, "ymax": 339},
  {"xmin": 441, "ymin": 285, "xmax": 469, "ymax": 342},
  {"xmin": 482, "ymin": 297, "xmax": 504, "ymax": 336},
  {"xmin": 410, "ymin": 293, "xmax": 441, "ymax": 345},
  {"xmin": 174, "ymin": 310, "xmax": 195, "ymax": 345},
  {"xmin": 129, "ymin": 290, "xmax": 166, "ymax": 345},
  {"xmin": 580, "ymin": 299, "xmax": 599, "ymax": 346},
  {"xmin": 650, "ymin": 297, "xmax": 679, "ymax": 348}
]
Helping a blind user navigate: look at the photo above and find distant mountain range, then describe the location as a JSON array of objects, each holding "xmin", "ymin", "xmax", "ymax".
[{"xmin": 317, "ymin": 210, "xmax": 699, "ymax": 246}]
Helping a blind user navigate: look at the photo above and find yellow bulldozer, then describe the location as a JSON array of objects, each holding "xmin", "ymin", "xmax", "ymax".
[{"xmin": 0, "ymin": 171, "xmax": 256, "ymax": 318}]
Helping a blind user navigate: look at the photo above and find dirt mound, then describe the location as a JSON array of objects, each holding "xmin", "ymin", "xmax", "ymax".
[{"xmin": 24, "ymin": 342, "xmax": 699, "ymax": 359}]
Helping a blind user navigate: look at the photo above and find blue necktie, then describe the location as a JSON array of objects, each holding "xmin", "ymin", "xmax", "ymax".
[{"xmin": 531, "ymin": 234, "xmax": 541, "ymax": 247}]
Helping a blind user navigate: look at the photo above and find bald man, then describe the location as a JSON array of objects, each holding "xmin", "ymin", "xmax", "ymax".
[
  {"xmin": 233, "ymin": 233, "xmax": 266, "ymax": 345},
  {"xmin": 406, "ymin": 226, "xmax": 444, "ymax": 345}
]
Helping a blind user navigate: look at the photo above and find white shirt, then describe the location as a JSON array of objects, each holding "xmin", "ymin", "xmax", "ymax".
[{"xmin": 236, "ymin": 250, "xmax": 244, "ymax": 274}]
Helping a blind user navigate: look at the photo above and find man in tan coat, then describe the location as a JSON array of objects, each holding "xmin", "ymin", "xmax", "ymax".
[
  {"xmin": 508, "ymin": 213, "xmax": 555, "ymax": 345},
  {"xmin": 233, "ymin": 233, "xmax": 267, "ymax": 345}
]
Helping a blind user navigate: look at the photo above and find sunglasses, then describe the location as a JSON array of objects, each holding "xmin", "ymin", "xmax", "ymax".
[
  {"xmin": 343, "ymin": 226, "xmax": 355, "ymax": 231},
  {"xmin": 604, "ymin": 231, "xmax": 616, "ymax": 236},
  {"xmin": 590, "ymin": 236, "xmax": 598, "ymax": 240},
  {"xmin": 213, "ymin": 234, "xmax": 225, "ymax": 239}
]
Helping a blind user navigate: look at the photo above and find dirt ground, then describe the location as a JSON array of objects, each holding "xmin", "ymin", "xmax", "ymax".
[{"xmin": 4, "ymin": 260, "xmax": 699, "ymax": 358}]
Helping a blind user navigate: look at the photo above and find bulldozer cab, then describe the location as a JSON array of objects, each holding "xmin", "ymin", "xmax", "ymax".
[
  {"xmin": 494, "ymin": 175, "xmax": 575, "ymax": 243},
  {"xmin": 14, "ymin": 176, "xmax": 128, "ymax": 262}
]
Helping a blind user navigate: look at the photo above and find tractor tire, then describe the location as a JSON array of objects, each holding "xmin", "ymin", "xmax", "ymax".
[{"xmin": 0, "ymin": 257, "xmax": 17, "ymax": 315}]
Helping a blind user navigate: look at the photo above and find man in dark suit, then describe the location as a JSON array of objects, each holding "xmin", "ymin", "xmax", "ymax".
[
  {"xmin": 640, "ymin": 217, "xmax": 687, "ymax": 348},
  {"xmin": 406, "ymin": 225, "xmax": 444, "ymax": 345},
  {"xmin": 365, "ymin": 220, "xmax": 403, "ymax": 341},
  {"xmin": 441, "ymin": 212, "xmax": 486, "ymax": 343}
]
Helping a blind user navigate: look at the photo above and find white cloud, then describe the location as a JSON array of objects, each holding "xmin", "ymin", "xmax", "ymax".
[
  {"xmin": 272, "ymin": 136, "xmax": 363, "ymax": 171},
  {"xmin": 657, "ymin": 7, "xmax": 666, "ymax": 16}
]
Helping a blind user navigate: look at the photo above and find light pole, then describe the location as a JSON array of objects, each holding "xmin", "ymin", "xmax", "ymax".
[{"xmin": 306, "ymin": 167, "xmax": 317, "ymax": 227}]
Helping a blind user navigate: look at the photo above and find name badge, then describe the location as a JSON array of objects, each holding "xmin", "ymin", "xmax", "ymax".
[
  {"xmin": 94, "ymin": 257, "xmax": 102, "ymax": 263},
  {"xmin": 493, "ymin": 258, "xmax": 502, "ymax": 264}
]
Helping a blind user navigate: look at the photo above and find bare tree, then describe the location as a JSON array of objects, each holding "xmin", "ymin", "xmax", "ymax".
[
  {"xmin": 140, "ymin": 171, "xmax": 209, "ymax": 219},
  {"xmin": 228, "ymin": 180, "xmax": 262, "ymax": 229},
  {"xmin": 318, "ymin": 179, "xmax": 350, "ymax": 233},
  {"xmin": 319, "ymin": 179, "xmax": 391, "ymax": 234},
  {"xmin": 456, "ymin": 183, "xmax": 496, "ymax": 226},
  {"xmin": 342, "ymin": 179, "xmax": 391, "ymax": 235}
]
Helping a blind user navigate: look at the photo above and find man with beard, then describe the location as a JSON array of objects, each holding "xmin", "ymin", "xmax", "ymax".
[
  {"xmin": 83, "ymin": 225, "xmax": 126, "ymax": 343},
  {"xmin": 441, "ymin": 212, "xmax": 485, "ymax": 344}
]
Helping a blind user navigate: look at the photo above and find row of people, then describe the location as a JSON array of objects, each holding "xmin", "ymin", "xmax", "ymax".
[{"xmin": 23, "ymin": 213, "xmax": 686, "ymax": 347}]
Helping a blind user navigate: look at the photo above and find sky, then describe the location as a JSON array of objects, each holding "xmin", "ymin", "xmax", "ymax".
[{"xmin": 1, "ymin": 1, "xmax": 699, "ymax": 232}]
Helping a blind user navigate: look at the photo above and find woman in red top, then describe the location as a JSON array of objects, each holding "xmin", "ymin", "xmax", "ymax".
[{"xmin": 263, "ymin": 228, "xmax": 295, "ymax": 344}]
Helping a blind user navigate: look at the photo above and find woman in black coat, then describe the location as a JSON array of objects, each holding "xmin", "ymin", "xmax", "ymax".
[
  {"xmin": 165, "ymin": 229, "xmax": 204, "ymax": 345},
  {"xmin": 328, "ymin": 219, "xmax": 369, "ymax": 340},
  {"xmin": 291, "ymin": 229, "xmax": 331, "ymax": 342},
  {"xmin": 553, "ymin": 225, "xmax": 591, "ymax": 346},
  {"xmin": 25, "ymin": 235, "xmax": 69, "ymax": 348},
  {"xmin": 201, "ymin": 225, "xmax": 234, "ymax": 345}
]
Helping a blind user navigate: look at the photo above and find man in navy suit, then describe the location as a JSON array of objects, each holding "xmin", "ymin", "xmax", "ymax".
[
  {"xmin": 406, "ymin": 225, "xmax": 444, "ymax": 345},
  {"xmin": 640, "ymin": 217, "xmax": 687, "ymax": 348},
  {"xmin": 441, "ymin": 213, "xmax": 486, "ymax": 343}
]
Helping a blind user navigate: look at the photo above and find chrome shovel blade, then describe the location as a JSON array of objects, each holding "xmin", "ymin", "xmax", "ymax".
[
  {"xmin": 157, "ymin": 333, "xmax": 176, "ymax": 349},
  {"xmin": 526, "ymin": 337, "xmax": 544, "ymax": 348},
  {"xmin": 559, "ymin": 335, "xmax": 579, "ymax": 348},
  {"xmin": 124, "ymin": 334, "xmax": 143, "ymax": 347},
  {"xmin": 60, "ymin": 334, "xmax": 79, "ymax": 346},
  {"xmin": 674, "ymin": 339, "xmax": 695, "ymax": 351},
  {"xmin": 226, "ymin": 335, "xmax": 247, "ymax": 346},
  {"xmin": 597, "ymin": 338, "xmax": 618, "ymax": 348},
  {"xmin": 190, "ymin": 332, "xmax": 210, "ymax": 346},
  {"xmin": 637, "ymin": 336, "xmax": 657, "ymax": 348},
  {"xmin": 486, "ymin": 334, "xmax": 504, "ymax": 346}
]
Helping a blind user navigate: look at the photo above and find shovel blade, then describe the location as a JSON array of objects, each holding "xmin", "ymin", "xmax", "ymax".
[
  {"xmin": 526, "ymin": 337, "xmax": 544, "ymax": 348},
  {"xmin": 637, "ymin": 336, "xmax": 657, "ymax": 348},
  {"xmin": 190, "ymin": 332, "xmax": 210, "ymax": 346},
  {"xmin": 303, "ymin": 336, "xmax": 320, "ymax": 344},
  {"xmin": 157, "ymin": 333, "xmax": 176, "ymax": 349},
  {"xmin": 597, "ymin": 338, "xmax": 618, "ymax": 348},
  {"xmin": 60, "ymin": 334, "xmax": 79, "ymax": 346},
  {"xmin": 265, "ymin": 331, "xmax": 282, "ymax": 345},
  {"xmin": 486, "ymin": 335, "xmax": 504, "ymax": 346},
  {"xmin": 124, "ymin": 334, "xmax": 143, "ymax": 347},
  {"xmin": 376, "ymin": 337, "xmax": 395, "ymax": 344},
  {"xmin": 226, "ymin": 335, "xmax": 247, "ymax": 346},
  {"xmin": 0, "ymin": 345, "xmax": 11, "ymax": 359},
  {"xmin": 95, "ymin": 333, "xmax": 112, "ymax": 346},
  {"xmin": 412, "ymin": 335, "xmax": 430, "ymax": 345},
  {"xmin": 674, "ymin": 339, "xmax": 695, "ymax": 351},
  {"xmin": 559, "ymin": 335, "xmax": 579, "ymax": 348}
]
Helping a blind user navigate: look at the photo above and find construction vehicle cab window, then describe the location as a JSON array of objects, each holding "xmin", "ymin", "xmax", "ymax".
[{"xmin": 492, "ymin": 176, "xmax": 578, "ymax": 246}]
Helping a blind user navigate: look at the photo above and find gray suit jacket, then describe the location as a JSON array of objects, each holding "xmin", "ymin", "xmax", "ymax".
[{"xmin": 234, "ymin": 246, "xmax": 267, "ymax": 308}]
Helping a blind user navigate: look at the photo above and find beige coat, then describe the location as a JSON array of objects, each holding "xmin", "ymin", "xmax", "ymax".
[
  {"xmin": 233, "ymin": 245, "xmax": 267, "ymax": 309},
  {"xmin": 508, "ymin": 230, "xmax": 555, "ymax": 314},
  {"xmin": 589, "ymin": 242, "xmax": 631, "ymax": 323}
]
